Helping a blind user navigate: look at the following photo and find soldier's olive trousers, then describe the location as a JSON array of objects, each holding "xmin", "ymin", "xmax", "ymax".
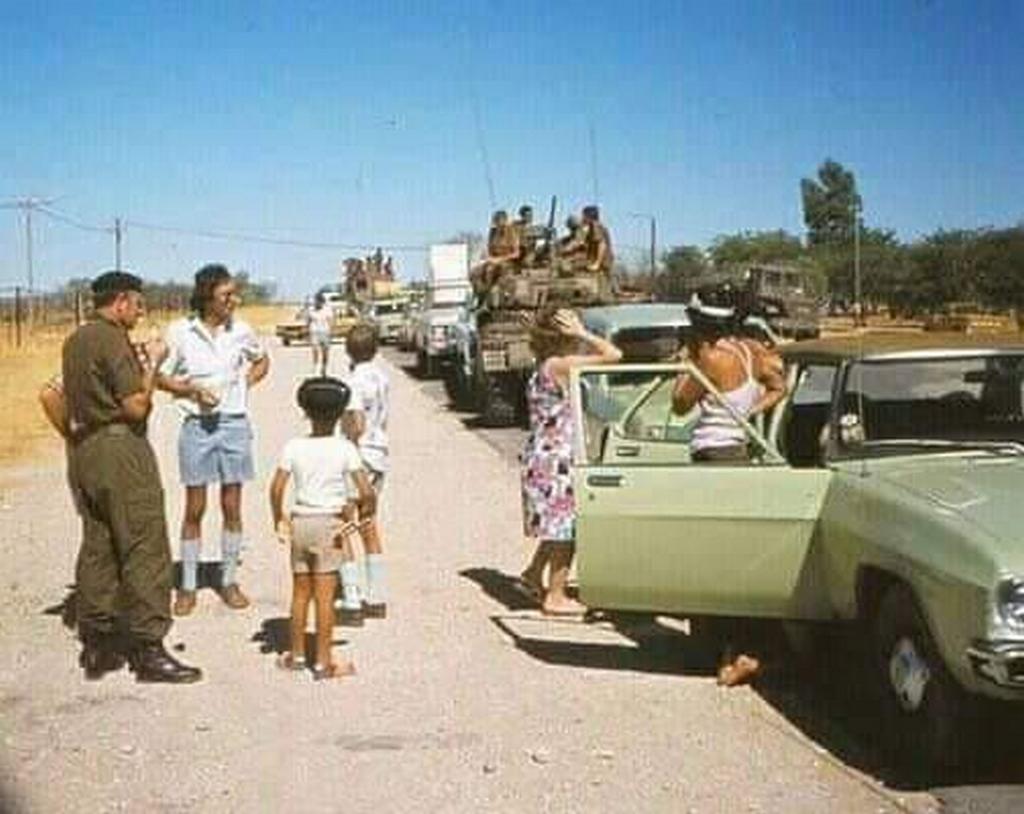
[{"xmin": 69, "ymin": 425, "xmax": 172, "ymax": 643}]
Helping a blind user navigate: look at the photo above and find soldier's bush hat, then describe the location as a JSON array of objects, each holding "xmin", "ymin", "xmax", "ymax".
[
  {"xmin": 297, "ymin": 377, "xmax": 351, "ymax": 417},
  {"xmin": 91, "ymin": 270, "xmax": 143, "ymax": 295}
]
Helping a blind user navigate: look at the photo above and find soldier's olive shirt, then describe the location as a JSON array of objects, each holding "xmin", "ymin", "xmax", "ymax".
[{"xmin": 62, "ymin": 318, "xmax": 146, "ymax": 437}]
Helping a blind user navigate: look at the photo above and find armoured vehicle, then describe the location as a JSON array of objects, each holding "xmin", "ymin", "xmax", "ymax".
[
  {"xmin": 692, "ymin": 263, "xmax": 822, "ymax": 340},
  {"xmin": 446, "ymin": 200, "xmax": 615, "ymax": 426}
]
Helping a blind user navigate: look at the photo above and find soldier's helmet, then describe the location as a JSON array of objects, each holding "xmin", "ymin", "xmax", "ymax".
[
  {"xmin": 582, "ymin": 205, "xmax": 600, "ymax": 221},
  {"xmin": 518, "ymin": 205, "xmax": 533, "ymax": 219},
  {"xmin": 565, "ymin": 215, "xmax": 580, "ymax": 230}
]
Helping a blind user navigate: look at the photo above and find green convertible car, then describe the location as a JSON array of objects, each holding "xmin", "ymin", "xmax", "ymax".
[{"xmin": 571, "ymin": 334, "xmax": 1024, "ymax": 767}]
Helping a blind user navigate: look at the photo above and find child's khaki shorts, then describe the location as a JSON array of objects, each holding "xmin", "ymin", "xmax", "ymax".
[{"xmin": 290, "ymin": 514, "xmax": 344, "ymax": 574}]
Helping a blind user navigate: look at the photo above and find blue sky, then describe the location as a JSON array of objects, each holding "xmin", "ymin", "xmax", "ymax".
[{"xmin": 2, "ymin": 0, "xmax": 1022, "ymax": 297}]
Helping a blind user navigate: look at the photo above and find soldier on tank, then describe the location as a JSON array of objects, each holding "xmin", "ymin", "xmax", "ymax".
[
  {"xmin": 582, "ymin": 205, "xmax": 614, "ymax": 276},
  {"xmin": 512, "ymin": 205, "xmax": 539, "ymax": 268},
  {"xmin": 471, "ymin": 210, "xmax": 520, "ymax": 295},
  {"xmin": 557, "ymin": 214, "xmax": 588, "ymax": 273}
]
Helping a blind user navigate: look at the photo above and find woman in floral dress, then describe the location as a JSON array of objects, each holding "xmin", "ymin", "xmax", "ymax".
[{"xmin": 520, "ymin": 307, "xmax": 621, "ymax": 615}]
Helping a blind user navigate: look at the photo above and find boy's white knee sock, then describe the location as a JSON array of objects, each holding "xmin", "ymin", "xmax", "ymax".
[
  {"xmin": 365, "ymin": 554, "xmax": 386, "ymax": 604},
  {"xmin": 339, "ymin": 561, "xmax": 362, "ymax": 610},
  {"xmin": 181, "ymin": 539, "xmax": 200, "ymax": 591},
  {"xmin": 221, "ymin": 531, "xmax": 243, "ymax": 587}
]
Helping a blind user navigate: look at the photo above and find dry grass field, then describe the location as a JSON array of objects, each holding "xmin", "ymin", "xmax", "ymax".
[{"xmin": 0, "ymin": 304, "xmax": 289, "ymax": 466}]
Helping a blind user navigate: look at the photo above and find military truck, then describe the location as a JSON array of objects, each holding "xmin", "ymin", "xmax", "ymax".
[
  {"xmin": 446, "ymin": 200, "xmax": 615, "ymax": 426},
  {"xmin": 690, "ymin": 263, "xmax": 822, "ymax": 340}
]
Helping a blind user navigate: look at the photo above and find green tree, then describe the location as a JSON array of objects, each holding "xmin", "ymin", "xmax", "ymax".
[
  {"xmin": 801, "ymin": 159, "xmax": 862, "ymax": 247},
  {"xmin": 973, "ymin": 226, "xmax": 1024, "ymax": 327},
  {"xmin": 813, "ymin": 228, "xmax": 905, "ymax": 310},
  {"xmin": 708, "ymin": 230, "xmax": 805, "ymax": 267},
  {"xmin": 653, "ymin": 245, "xmax": 707, "ymax": 301}
]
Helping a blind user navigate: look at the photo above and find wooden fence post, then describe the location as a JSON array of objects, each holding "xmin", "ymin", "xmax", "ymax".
[{"xmin": 14, "ymin": 286, "xmax": 22, "ymax": 348}]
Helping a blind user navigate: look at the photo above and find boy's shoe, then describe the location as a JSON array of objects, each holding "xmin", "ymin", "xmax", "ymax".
[
  {"xmin": 219, "ymin": 584, "xmax": 250, "ymax": 610},
  {"xmin": 173, "ymin": 590, "xmax": 197, "ymax": 616},
  {"xmin": 362, "ymin": 601, "xmax": 387, "ymax": 619},
  {"xmin": 335, "ymin": 605, "xmax": 364, "ymax": 627}
]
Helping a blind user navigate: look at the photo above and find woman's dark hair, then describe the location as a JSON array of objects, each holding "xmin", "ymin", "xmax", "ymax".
[
  {"xmin": 297, "ymin": 377, "xmax": 351, "ymax": 421},
  {"xmin": 190, "ymin": 264, "xmax": 232, "ymax": 315}
]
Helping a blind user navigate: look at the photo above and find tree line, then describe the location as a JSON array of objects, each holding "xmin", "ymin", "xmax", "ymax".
[
  {"xmin": 52, "ymin": 271, "xmax": 276, "ymax": 313},
  {"xmin": 643, "ymin": 159, "xmax": 1024, "ymax": 324}
]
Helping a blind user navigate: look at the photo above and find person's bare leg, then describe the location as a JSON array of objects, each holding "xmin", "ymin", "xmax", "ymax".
[
  {"xmin": 314, "ymin": 573, "xmax": 354, "ymax": 677},
  {"xmin": 283, "ymin": 574, "xmax": 312, "ymax": 668},
  {"xmin": 520, "ymin": 537, "xmax": 549, "ymax": 597},
  {"xmin": 181, "ymin": 485, "xmax": 207, "ymax": 541},
  {"xmin": 542, "ymin": 543, "xmax": 586, "ymax": 615}
]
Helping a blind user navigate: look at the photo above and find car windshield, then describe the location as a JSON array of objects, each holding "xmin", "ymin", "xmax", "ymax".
[
  {"xmin": 841, "ymin": 354, "xmax": 1024, "ymax": 454},
  {"xmin": 373, "ymin": 302, "xmax": 403, "ymax": 315}
]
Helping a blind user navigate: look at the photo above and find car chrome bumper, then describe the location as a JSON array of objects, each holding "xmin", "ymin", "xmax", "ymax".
[{"xmin": 967, "ymin": 640, "xmax": 1024, "ymax": 688}]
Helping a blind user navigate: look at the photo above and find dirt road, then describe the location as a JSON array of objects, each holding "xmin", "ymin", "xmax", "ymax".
[{"xmin": 0, "ymin": 341, "xmax": 939, "ymax": 813}]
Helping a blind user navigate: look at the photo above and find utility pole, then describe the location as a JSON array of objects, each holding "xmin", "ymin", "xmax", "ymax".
[
  {"xmin": 114, "ymin": 218, "xmax": 123, "ymax": 270},
  {"xmin": 0, "ymin": 196, "xmax": 57, "ymax": 291},
  {"xmin": 628, "ymin": 213, "xmax": 658, "ymax": 276},
  {"xmin": 853, "ymin": 198, "xmax": 862, "ymax": 327}
]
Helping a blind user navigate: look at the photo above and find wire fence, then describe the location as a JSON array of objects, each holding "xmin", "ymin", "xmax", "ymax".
[{"xmin": 0, "ymin": 286, "xmax": 191, "ymax": 351}]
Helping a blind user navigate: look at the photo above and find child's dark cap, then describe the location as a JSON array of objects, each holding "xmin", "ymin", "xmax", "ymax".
[{"xmin": 297, "ymin": 376, "xmax": 351, "ymax": 416}]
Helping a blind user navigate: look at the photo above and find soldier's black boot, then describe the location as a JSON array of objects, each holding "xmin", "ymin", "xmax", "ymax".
[
  {"xmin": 128, "ymin": 641, "xmax": 202, "ymax": 684},
  {"xmin": 79, "ymin": 632, "xmax": 127, "ymax": 681}
]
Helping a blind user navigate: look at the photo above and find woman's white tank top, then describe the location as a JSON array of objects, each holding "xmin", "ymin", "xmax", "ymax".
[{"xmin": 691, "ymin": 340, "xmax": 761, "ymax": 451}]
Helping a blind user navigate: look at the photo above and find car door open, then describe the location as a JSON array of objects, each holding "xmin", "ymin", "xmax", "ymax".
[{"xmin": 570, "ymin": 364, "xmax": 834, "ymax": 620}]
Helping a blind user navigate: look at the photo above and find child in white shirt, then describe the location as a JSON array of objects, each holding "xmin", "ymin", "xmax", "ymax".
[
  {"xmin": 341, "ymin": 323, "xmax": 390, "ymax": 622},
  {"xmin": 270, "ymin": 377, "xmax": 375, "ymax": 679}
]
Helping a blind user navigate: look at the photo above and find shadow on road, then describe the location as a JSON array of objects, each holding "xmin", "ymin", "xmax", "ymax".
[
  {"xmin": 251, "ymin": 616, "xmax": 350, "ymax": 658},
  {"xmin": 42, "ymin": 584, "xmax": 78, "ymax": 630},
  {"xmin": 458, "ymin": 566, "xmax": 539, "ymax": 611},
  {"xmin": 459, "ymin": 566, "xmax": 1024, "ymax": 797}
]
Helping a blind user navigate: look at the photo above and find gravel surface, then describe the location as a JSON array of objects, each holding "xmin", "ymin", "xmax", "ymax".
[{"xmin": 0, "ymin": 341, "xmax": 942, "ymax": 813}]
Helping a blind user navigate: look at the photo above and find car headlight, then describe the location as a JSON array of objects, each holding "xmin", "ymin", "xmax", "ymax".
[{"xmin": 996, "ymin": 576, "xmax": 1024, "ymax": 631}]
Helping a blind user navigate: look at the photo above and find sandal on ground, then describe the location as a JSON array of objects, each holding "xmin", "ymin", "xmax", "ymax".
[
  {"xmin": 276, "ymin": 653, "xmax": 307, "ymax": 672},
  {"xmin": 717, "ymin": 654, "xmax": 761, "ymax": 687},
  {"xmin": 312, "ymin": 661, "xmax": 356, "ymax": 681}
]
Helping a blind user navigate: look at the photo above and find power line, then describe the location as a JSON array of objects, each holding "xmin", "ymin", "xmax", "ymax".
[
  {"xmin": 123, "ymin": 219, "xmax": 431, "ymax": 252},
  {"xmin": 37, "ymin": 205, "xmax": 111, "ymax": 234}
]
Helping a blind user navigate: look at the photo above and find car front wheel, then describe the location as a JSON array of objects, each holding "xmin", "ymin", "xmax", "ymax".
[{"xmin": 872, "ymin": 583, "xmax": 974, "ymax": 771}]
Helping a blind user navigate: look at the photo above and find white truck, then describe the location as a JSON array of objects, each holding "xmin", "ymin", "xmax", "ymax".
[{"xmin": 412, "ymin": 243, "xmax": 472, "ymax": 377}]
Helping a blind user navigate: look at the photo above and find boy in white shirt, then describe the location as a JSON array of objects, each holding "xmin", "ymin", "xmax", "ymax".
[
  {"xmin": 269, "ymin": 377, "xmax": 375, "ymax": 680},
  {"xmin": 341, "ymin": 323, "xmax": 390, "ymax": 621}
]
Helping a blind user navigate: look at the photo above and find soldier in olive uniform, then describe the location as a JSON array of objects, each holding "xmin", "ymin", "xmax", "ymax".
[
  {"xmin": 558, "ymin": 214, "xmax": 587, "ymax": 271},
  {"xmin": 471, "ymin": 210, "xmax": 520, "ymax": 293},
  {"xmin": 63, "ymin": 271, "xmax": 201, "ymax": 683},
  {"xmin": 582, "ymin": 204, "xmax": 614, "ymax": 275},
  {"xmin": 512, "ymin": 204, "xmax": 538, "ymax": 267}
]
